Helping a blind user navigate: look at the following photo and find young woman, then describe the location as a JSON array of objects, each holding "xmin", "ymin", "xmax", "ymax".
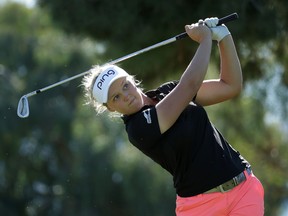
[{"xmin": 82, "ymin": 18, "xmax": 264, "ymax": 215}]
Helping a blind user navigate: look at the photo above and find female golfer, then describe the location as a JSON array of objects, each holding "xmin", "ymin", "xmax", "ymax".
[{"xmin": 82, "ymin": 18, "xmax": 264, "ymax": 215}]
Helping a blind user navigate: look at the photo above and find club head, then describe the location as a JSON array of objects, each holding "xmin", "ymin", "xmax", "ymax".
[{"xmin": 17, "ymin": 96, "xmax": 30, "ymax": 118}]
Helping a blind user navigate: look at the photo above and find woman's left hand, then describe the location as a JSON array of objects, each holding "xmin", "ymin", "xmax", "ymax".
[{"xmin": 185, "ymin": 20, "xmax": 212, "ymax": 43}]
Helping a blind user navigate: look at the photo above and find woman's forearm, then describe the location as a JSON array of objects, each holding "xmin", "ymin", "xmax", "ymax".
[
  {"xmin": 180, "ymin": 37, "xmax": 212, "ymax": 94},
  {"xmin": 218, "ymin": 35, "xmax": 243, "ymax": 95}
]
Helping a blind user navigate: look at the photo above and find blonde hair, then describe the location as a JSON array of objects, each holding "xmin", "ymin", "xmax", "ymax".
[{"xmin": 82, "ymin": 64, "xmax": 141, "ymax": 115}]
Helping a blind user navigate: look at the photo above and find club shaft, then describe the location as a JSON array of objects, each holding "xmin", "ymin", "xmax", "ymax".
[{"xmin": 24, "ymin": 13, "xmax": 238, "ymax": 97}]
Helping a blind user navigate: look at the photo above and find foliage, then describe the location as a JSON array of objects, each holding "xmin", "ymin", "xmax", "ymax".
[
  {"xmin": 0, "ymin": 1, "xmax": 287, "ymax": 216},
  {"xmin": 38, "ymin": 0, "xmax": 288, "ymax": 84},
  {"xmin": 0, "ymin": 3, "xmax": 174, "ymax": 216}
]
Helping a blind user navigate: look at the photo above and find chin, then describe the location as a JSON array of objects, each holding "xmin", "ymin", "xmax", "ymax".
[{"xmin": 128, "ymin": 104, "xmax": 141, "ymax": 114}]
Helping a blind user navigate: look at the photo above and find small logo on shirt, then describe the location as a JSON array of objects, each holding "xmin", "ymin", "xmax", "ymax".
[{"xmin": 143, "ymin": 109, "xmax": 152, "ymax": 124}]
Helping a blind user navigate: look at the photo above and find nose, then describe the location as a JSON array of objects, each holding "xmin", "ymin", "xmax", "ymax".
[{"xmin": 123, "ymin": 92, "xmax": 129, "ymax": 102}]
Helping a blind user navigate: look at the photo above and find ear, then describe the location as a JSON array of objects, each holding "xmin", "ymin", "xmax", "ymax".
[{"xmin": 105, "ymin": 104, "xmax": 115, "ymax": 112}]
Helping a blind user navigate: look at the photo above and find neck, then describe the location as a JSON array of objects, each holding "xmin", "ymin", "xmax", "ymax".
[{"xmin": 142, "ymin": 93, "xmax": 158, "ymax": 106}]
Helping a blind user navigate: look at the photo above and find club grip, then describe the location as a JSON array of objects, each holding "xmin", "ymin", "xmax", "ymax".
[
  {"xmin": 175, "ymin": 12, "xmax": 239, "ymax": 40},
  {"xmin": 218, "ymin": 13, "xmax": 239, "ymax": 25}
]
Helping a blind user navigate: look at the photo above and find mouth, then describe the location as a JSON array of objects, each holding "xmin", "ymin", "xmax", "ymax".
[{"xmin": 128, "ymin": 98, "xmax": 135, "ymax": 106}]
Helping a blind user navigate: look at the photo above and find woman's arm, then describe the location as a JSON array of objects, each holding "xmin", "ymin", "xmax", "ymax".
[
  {"xmin": 155, "ymin": 21, "xmax": 212, "ymax": 134},
  {"xmin": 195, "ymin": 33, "xmax": 242, "ymax": 106}
]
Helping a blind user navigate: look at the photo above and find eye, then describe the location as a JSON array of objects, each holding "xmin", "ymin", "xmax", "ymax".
[
  {"xmin": 123, "ymin": 82, "xmax": 129, "ymax": 90},
  {"xmin": 112, "ymin": 94, "xmax": 120, "ymax": 102}
]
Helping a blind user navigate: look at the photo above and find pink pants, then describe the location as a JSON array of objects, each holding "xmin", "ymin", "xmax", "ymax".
[{"xmin": 176, "ymin": 171, "xmax": 264, "ymax": 216}]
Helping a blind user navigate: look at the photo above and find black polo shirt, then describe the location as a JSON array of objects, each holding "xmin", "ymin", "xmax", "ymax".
[{"xmin": 122, "ymin": 81, "xmax": 249, "ymax": 197}]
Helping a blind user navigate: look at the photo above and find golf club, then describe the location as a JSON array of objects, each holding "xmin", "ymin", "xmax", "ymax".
[{"xmin": 17, "ymin": 13, "xmax": 239, "ymax": 118}]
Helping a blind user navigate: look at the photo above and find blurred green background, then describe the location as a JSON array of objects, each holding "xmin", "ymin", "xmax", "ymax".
[{"xmin": 0, "ymin": 0, "xmax": 288, "ymax": 215}]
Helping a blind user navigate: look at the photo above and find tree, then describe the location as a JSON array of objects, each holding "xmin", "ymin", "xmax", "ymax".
[
  {"xmin": 0, "ymin": 3, "xmax": 100, "ymax": 215},
  {"xmin": 37, "ymin": 0, "xmax": 288, "ymax": 84},
  {"xmin": 0, "ymin": 3, "xmax": 175, "ymax": 215}
]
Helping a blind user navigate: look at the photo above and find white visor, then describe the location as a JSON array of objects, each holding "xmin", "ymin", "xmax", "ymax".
[{"xmin": 92, "ymin": 65, "xmax": 129, "ymax": 103}]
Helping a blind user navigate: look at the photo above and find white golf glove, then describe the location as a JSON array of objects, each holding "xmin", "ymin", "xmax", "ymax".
[{"xmin": 204, "ymin": 17, "xmax": 230, "ymax": 42}]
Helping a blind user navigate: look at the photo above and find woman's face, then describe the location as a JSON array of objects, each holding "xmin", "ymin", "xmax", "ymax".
[{"xmin": 106, "ymin": 77, "xmax": 144, "ymax": 115}]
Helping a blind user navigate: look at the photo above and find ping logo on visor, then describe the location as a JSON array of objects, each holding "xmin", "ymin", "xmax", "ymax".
[
  {"xmin": 92, "ymin": 65, "xmax": 129, "ymax": 103},
  {"xmin": 96, "ymin": 69, "xmax": 115, "ymax": 90}
]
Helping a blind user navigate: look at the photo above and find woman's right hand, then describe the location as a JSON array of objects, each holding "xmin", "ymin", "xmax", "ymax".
[{"xmin": 185, "ymin": 20, "xmax": 212, "ymax": 43}]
